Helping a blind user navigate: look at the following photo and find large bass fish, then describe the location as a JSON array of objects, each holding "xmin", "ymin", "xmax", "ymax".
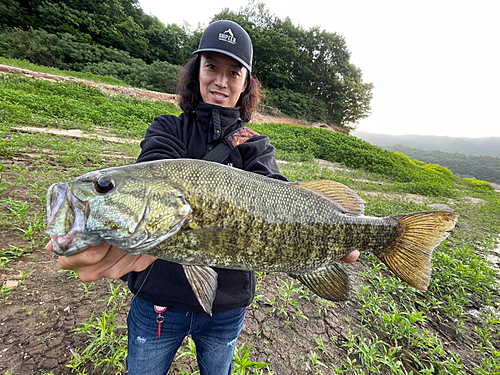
[{"xmin": 46, "ymin": 159, "xmax": 459, "ymax": 314}]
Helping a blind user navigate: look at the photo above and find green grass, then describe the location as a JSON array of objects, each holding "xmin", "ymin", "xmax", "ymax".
[
  {"xmin": 0, "ymin": 73, "xmax": 181, "ymax": 138},
  {"xmin": 65, "ymin": 282, "xmax": 130, "ymax": 374},
  {"xmin": 1, "ymin": 64, "xmax": 499, "ymax": 374}
]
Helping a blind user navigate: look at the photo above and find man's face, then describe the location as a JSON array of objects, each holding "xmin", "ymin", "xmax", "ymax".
[{"xmin": 199, "ymin": 52, "xmax": 248, "ymax": 108}]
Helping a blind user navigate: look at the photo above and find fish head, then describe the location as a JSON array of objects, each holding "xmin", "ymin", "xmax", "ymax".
[{"xmin": 46, "ymin": 168, "xmax": 192, "ymax": 256}]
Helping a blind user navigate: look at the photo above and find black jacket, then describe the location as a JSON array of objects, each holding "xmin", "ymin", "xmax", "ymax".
[{"xmin": 128, "ymin": 102, "xmax": 287, "ymax": 313}]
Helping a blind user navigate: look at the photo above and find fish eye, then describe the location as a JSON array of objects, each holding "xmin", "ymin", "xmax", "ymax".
[{"xmin": 94, "ymin": 176, "xmax": 115, "ymax": 194}]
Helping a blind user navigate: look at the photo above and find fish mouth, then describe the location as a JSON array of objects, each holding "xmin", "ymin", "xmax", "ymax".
[{"xmin": 46, "ymin": 183, "xmax": 99, "ymax": 256}]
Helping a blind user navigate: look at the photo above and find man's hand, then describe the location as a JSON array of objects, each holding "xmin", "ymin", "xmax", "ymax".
[
  {"xmin": 339, "ymin": 250, "xmax": 360, "ymax": 264},
  {"xmin": 46, "ymin": 241, "xmax": 157, "ymax": 282}
]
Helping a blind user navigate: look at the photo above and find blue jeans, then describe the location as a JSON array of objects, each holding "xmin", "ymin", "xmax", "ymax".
[{"xmin": 126, "ymin": 296, "xmax": 246, "ymax": 375}]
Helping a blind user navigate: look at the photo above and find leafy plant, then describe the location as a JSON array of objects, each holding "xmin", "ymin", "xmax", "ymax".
[
  {"xmin": 0, "ymin": 283, "xmax": 13, "ymax": 303},
  {"xmin": 68, "ymin": 301, "xmax": 128, "ymax": 374},
  {"xmin": 265, "ymin": 278, "xmax": 309, "ymax": 321},
  {"xmin": 232, "ymin": 343, "xmax": 270, "ymax": 375}
]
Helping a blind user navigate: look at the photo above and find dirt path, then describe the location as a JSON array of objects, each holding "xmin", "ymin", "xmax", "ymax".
[{"xmin": 0, "ymin": 64, "xmax": 178, "ymax": 103}]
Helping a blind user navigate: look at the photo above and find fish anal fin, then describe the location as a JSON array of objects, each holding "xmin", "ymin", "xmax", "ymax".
[
  {"xmin": 380, "ymin": 211, "xmax": 459, "ymax": 292},
  {"xmin": 295, "ymin": 180, "xmax": 365, "ymax": 215},
  {"xmin": 291, "ymin": 262, "xmax": 351, "ymax": 302},
  {"xmin": 183, "ymin": 265, "xmax": 218, "ymax": 315}
]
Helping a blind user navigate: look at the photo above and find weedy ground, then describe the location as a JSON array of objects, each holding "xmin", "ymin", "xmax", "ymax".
[{"xmin": 0, "ymin": 66, "xmax": 499, "ymax": 375}]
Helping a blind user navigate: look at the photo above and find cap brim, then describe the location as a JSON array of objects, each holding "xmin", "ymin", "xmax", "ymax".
[{"xmin": 193, "ymin": 48, "xmax": 252, "ymax": 73}]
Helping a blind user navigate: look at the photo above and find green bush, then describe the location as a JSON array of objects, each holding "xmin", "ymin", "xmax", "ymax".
[
  {"xmin": 83, "ymin": 60, "xmax": 180, "ymax": 93},
  {"xmin": 0, "ymin": 28, "xmax": 180, "ymax": 93},
  {"xmin": 462, "ymin": 178, "xmax": 495, "ymax": 193},
  {"xmin": 263, "ymin": 88, "xmax": 328, "ymax": 122},
  {"xmin": 249, "ymin": 122, "xmax": 458, "ymax": 197}
]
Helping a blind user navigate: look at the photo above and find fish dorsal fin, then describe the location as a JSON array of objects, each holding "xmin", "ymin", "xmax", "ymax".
[
  {"xmin": 183, "ymin": 265, "xmax": 218, "ymax": 316},
  {"xmin": 290, "ymin": 262, "xmax": 351, "ymax": 302},
  {"xmin": 295, "ymin": 180, "xmax": 366, "ymax": 215}
]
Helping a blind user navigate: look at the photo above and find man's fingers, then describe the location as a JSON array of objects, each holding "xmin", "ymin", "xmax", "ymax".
[
  {"xmin": 102, "ymin": 254, "xmax": 157, "ymax": 280},
  {"xmin": 66, "ymin": 248, "xmax": 156, "ymax": 282},
  {"xmin": 69, "ymin": 246, "xmax": 126, "ymax": 281},
  {"xmin": 57, "ymin": 242, "xmax": 112, "ymax": 270},
  {"xmin": 47, "ymin": 239, "xmax": 157, "ymax": 282},
  {"xmin": 340, "ymin": 250, "xmax": 360, "ymax": 264}
]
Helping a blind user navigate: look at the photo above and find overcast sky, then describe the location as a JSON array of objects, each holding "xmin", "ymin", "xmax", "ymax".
[{"xmin": 138, "ymin": 0, "xmax": 500, "ymax": 138}]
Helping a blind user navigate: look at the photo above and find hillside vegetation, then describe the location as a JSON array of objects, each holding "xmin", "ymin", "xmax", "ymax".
[
  {"xmin": 383, "ymin": 144, "xmax": 500, "ymax": 185},
  {"xmin": 0, "ymin": 0, "xmax": 372, "ymax": 129},
  {"xmin": 0, "ymin": 73, "xmax": 500, "ymax": 374}
]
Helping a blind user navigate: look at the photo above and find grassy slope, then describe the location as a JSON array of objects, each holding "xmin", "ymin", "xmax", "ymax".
[
  {"xmin": 0, "ymin": 57, "xmax": 130, "ymax": 86},
  {"xmin": 0, "ymin": 71, "xmax": 499, "ymax": 374}
]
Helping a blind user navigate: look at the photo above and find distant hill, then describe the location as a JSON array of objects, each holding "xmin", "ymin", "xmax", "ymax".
[
  {"xmin": 354, "ymin": 131, "xmax": 500, "ymax": 157},
  {"xmin": 382, "ymin": 144, "xmax": 500, "ymax": 184}
]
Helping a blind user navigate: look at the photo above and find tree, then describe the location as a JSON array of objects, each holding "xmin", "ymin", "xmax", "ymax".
[
  {"xmin": 253, "ymin": 28, "xmax": 297, "ymax": 88},
  {"xmin": 0, "ymin": 0, "xmax": 27, "ymax": 28},
  {"xmin": 212, "ymin": 3, "xmax": 373, "ymax": 129},
  {"xmin": 145, "ymin": 23, "xmax": 190, "ymax": 64}
]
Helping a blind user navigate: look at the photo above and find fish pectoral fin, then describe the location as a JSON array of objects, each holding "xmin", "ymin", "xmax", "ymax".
[
  {"xmin": 294, "ymin": 180, "xmax": 366, "ymax": 215},
  {"xmin": 183, "ymin": 265, "xmax": 218, "ymax": 315},
  {"xmin": 290, "ymin": 262, "xmax": 351, "ymax": 302}
]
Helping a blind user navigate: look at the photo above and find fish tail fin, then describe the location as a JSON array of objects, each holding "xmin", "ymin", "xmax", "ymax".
[{"xmin": 379, "ymin": 211, "xmax": 459, "ymax": 292}]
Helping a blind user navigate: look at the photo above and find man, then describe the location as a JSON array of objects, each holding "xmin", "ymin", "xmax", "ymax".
[{"xmin": 48, "ymin": 20, "xmax": 359, "ymax": 374}]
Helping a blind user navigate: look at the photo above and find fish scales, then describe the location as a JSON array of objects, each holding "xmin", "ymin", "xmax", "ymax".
[{"xmin": 46, "ymin": 159, "xmax": 459, "ymax": 314}]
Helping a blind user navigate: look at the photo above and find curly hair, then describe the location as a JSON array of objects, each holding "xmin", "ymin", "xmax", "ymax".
[{"xmin": 176, "ymin": 55, "xmax": 262, "ymax": 123}]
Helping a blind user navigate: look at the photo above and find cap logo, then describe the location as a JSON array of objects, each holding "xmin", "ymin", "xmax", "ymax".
[{"xmin": 219, "ymin": 28, "xmax": 236, "ymax": 45}]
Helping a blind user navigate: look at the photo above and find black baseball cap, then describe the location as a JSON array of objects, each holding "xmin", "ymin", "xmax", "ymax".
[{"xmin": 193, "ymin": 20, "xmax": 253, "ymax": 72}]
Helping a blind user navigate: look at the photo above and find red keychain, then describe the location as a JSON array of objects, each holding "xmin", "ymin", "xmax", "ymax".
[{"xmin": 154, "ymin": 305, "xmax": 167, "ymax": 338}]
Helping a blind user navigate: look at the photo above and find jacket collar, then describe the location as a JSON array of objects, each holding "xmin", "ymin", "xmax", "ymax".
[{"xmin": 195, "ymin": 103, "xmax": 242, "ymax": 142}]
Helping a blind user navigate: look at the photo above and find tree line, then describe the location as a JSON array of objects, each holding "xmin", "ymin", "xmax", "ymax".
[
  {"xmin": 384, "ymin": 144, "xmax": 500, "ymax": 184},
  {"xmin": 356, "ymin": 131, "xmax": 500, "ymax": 158},
  {"xmin": 0, "ymin": 0, "xmax": 373, "ymax": 129}
]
